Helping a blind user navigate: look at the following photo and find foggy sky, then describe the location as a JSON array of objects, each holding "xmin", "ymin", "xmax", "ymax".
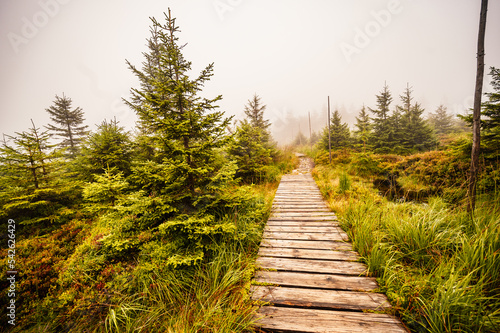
[{"xmin": 1, "ymin": 0, "xmax": 499, "ymax": 144}]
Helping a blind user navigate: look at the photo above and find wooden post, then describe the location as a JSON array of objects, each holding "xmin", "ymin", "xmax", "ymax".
[
  {"xmin": 328, "ymin": 96, "xmax": 332, "ymax": 164},
  {"xmin": 468, "ymin": 0, "xmax": 488, "ymax": 212},
  {"xmin": 309, "ymin": 111, "xmax": 312, "ymax": 150},
  {"xmin": 299, "ymin": 123, "xmax": 302, "ymax": 145}
]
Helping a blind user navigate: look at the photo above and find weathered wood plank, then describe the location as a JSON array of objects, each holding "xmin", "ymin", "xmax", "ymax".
[
  {"xmin": 275, "ymin": 191, "xmax": 322, "ymax": 194},
  {"xmin": 256, "ymin": 257, "xmax": 367, "ymax": 275},
  {"xmin": 272, "ymin": 204, "xmax": 328, "ymax": 209},
  {"xmin": 262, "ymin": 231, "xmax": 345, "ymax": 241},
  {"xmin": 265, "ymin": 226, "xmax": 340, "ymax": 233},
  {"xmin": 272, "ymin": 208, "xmax": 332, "ymax": 212},
  {"xmin": 266, "ymin": 221, "xmax": 339, "ymax": 227},
  {"xmin": 255, "ymin": 307, "xmax": 409, "ymax": 333},
  {"xmin": 269, "ymin": 216, "xmax": 337, "ymax": 221},
  {"xmin": 276, "ymin": 187, "xmax": 319, "ymax": 191},
  {"xmin": 271, "ymin": 213, "xmax": 336, "ymax": 218},
  {"xmin": 257, "ymin": 247, "xmax": 359, "ymax": 261},
  {"xmin": 260, "ymin": 239, "xmax": 352, "ymax": 251},
  {"xmin": 254, "ymin": 270, "xmax": 378, "ymax": 291},
  {"xmin": 251, "ymin": 285, "xmax": 391, "ymax": 311},
  {"xmin": 272, "ymin": 201, "xmax": 327, "ymax": 205}
]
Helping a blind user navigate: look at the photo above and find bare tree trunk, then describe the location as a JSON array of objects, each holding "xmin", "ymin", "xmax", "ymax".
[{"xmin": 468, "ymin": 0, "xmax": 488, "ymax": 212}]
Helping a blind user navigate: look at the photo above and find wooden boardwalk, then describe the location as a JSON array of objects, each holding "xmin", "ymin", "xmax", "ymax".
[{"xmin": 251, "ymin": 169, "xmax": 408, "ymax": 332}]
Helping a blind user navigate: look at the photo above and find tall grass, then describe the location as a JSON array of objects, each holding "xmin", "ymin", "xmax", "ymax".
[
  {"xmin": 105, "ymin": 243, "xmax": 258, "ymax": 333},
  {"xmin": 314, "ymin": 164, "xmax": 500, "ymax": 332},
  {"xmin": 102, "ymin": 183, "xmax": 277, "ymax": 333}
]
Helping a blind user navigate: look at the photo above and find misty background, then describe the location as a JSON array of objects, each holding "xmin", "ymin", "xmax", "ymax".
[{"xmin": 1, "ymin": 0, "xmax": 499, "ymax": 145}]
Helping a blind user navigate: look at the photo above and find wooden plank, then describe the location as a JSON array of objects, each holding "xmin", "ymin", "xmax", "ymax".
[
  {"xmin": 254, "ymin": 271, "xmax": 378, "ymax": 291},
  {"xmin": 274, "ymin": 191, "xmax": 320, "ymax": 194},
  {"xmin": 251, "ymin": 286, "xmax": 391, "ymax": 311},
  {"xmin": 272, "ymin": 213, "xmax": 336, "ymax": 218},
  {"xmin": 272, "ymin": 208, "xmax": 331, "ymax": 212},
  {"xmin": 272, "ymin": 201, "xmax": 326, "ymax": 205},
  {"xmin": 266, "ymin": 221, "xmax": 339, "ymax": 227},
  {"xmin": 265, "ymin": 226, "xmax": 341, "ymax": 233},
  {"xmin": 256, "ymin": 257, "xmax": 367, "ymax": 275},
  {"xmin": 260, "ymin": 239, "xmax": 352, "ymax": 251},
  {"xmin": 273, "ymin": 196, "xmax": 323, "ymax": 199},
  {"xmin": 269, "ymin": 216, "xmax": 337, "ymax": 221},
  {"xmin": 272, "ymin": 204, "xmax": 328, "ymax": 209},
  {"xmin": 255, "ymin": 307, "xmax": 409, "ymax": 333},
  {"xmin": 275, "ymin": 188, "xmax": 320, "ymax": 191},
  {"xmin": 262, "ymin": 231, "xmax": 345, "ymax": 242},
  {"xmin": 257, "ymin": 247, "xmax": 359, "ymax": 261}
]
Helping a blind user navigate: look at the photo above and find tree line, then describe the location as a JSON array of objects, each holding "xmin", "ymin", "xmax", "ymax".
[{"xmin": 311, "ymin": 76, "xmax": 499, "ymax": 158}]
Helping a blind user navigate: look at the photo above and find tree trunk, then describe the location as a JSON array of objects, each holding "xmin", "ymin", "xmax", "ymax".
[{"xmin": 468, "ymin": 0, "xmax": 488, "ymax": 212}]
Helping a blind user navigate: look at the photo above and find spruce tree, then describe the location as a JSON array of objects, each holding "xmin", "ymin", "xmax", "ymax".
[
  {"xmin": 244, "ymin": 94, "xmax": 271, "ymax": 142},
  {"xmin": 428, "ymin": 105, "xmax": 455, "ymax": 136},
  {"xmin": 368, "ymin": 83, "xmax": 393, "ymax": 152},
  {"xmin": 388, "ymin": 107, "xmax": 405, "ymax": 152},
  {"xmin": 354, "ymin": 105, "xmax": 371, "ymax": 151},
  {"xmin": 45, "ymin": 94, "xmax": 88, "ymax": 158},
  {"xmin": 86, "ymin": 9, "xmax": 241, "ymax": 268},
  {"xmin": 462, "ymin": 67, "xmax": 500, "ymax": 158},
  {"xmin": 124, "ymin": 9, "xmax": 232, "ymax": 208},
  {"xmin": 78, "ymin": 118, "xmax": 132, "ymax": 179},
  {"xmin": 320, "ymin": 110, "xmax": 351, "ymax": 150},
  {"xmin": 229, "ymin": 120, "xmax": 272, "ymax": 182},
  {"xmin": 397, "ymin": 85, "xmax": 436, "ymax": 152},
  {"xmin": 229, "ymin": 95, "xmax": 274, "ymax": 183},
  {"xmin": 481, "ymin": 67, "xmax": 500, "ymax": 158},
  {"xmin": 0, "ymin": 121, "xmax": 70, "ymax": 226}
]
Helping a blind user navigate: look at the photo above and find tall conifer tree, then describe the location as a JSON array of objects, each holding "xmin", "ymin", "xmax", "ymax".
[
  {"xmin": 397, "ymin": 84, "xmax": 436, "ymax": 152},
  {"xmin": 45, "ymin": 94, "xmax": 88, "ymax": 158},
  {"xmin": 124, "ymin": 9, "xmax": 232, "ymax": 208},
  {"xmin": 229, "ymin": 95, "xmax": 274, "ymax": 183},
  {"xmin": 354, "ymin": 105, "xmax": 371, "ymax": 150},
  {"xmin": 244, "ymin": 94, "xmax": 272, "ymax": 142},
  {"xmin": 369, "ymin": 83, "xmax": 393, "ymax": 152},
  {"xmin": 321, "ymin": 110, "xmax": 351, "ymax": 150}
]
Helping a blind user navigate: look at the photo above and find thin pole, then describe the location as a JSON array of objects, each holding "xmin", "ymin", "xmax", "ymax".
[
  {"xmin": 308, "ymin": 111, "xmax": 312, "ymax": 150},
  {"xmin": 328, "ymin": 96, "xmax": 332, "ymax": 164},
  {"xmin": 299, "ymin": 123, "xmax": 302, "ymax": 145}
]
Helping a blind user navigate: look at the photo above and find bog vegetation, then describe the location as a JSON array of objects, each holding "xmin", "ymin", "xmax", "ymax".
[
  {"xmin": 298, "ymin": 67, "xmax": 499, "ymax": 332},
  {"xmin": 1, "ymin": 9, "xmax": 499, "ymax": 333}
]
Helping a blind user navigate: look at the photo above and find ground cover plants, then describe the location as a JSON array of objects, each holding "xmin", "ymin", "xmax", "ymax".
[{"xmin": 312, "ymin": 153, "xmax": 500, "ymax": 332}]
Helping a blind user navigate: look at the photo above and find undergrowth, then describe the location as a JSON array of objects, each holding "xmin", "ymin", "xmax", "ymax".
[{"xmin": 313, "ymin": 163, "xmax": 500, "ymax": 333}]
